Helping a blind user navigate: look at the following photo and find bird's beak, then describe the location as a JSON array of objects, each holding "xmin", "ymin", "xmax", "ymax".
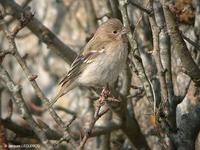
[{"xmin": 121, "ymin": 27, "xmax": 130, "ymax": 35}]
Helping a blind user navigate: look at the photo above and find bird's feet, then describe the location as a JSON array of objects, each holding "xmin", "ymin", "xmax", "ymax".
[
  {"xmin": 98, "ymin": 85, "xmax": 121, "ymax": 105},
  {"xmin": 100, "ymin": 86, "xmax": 110, "ymax": 98}
]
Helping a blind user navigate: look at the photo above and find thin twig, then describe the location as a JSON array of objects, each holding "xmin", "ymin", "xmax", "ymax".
[
  {"xmin": 161, "ymin": 0, "xmax": 200, "ymax": 85},
  {"xmin": 0, "ymin": 65, "xmax": 52, "ymax": 149},
  {"xmin": 129, "ymin": 0, "xmax": 152, "ymax": 14},
  {"xmin": 54, "ymin": 106, "xmax": 77, "ymax": 116},
  {"xmin": 1, "ymin": 11, "xmax": 77, "ymax": 147},
  {"xmin": 1, "ymin": 118, "xmax": 62, "ymax": 140},
  {"xmin": 78, "ymin": 93, "xmax": 110, "ymax": 150},
  {"xmin": 118, "ymin": 0, "xmax": 154, "ymax": 105},
  {"xmin": 182, "ymin": 34, "xmax": 200, "ymax": 51},
  {"xmin": 149, "ymin": 0, "xmax": 168, "ymax": 112},
  {"xmin": 1, "ymin": 0, "xmax": 77, "ymax": 64}
]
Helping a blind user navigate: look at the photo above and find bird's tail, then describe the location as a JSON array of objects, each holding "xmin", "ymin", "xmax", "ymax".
[
  {"xmin": 46, "ymin": 83, "xmax": 75, "ymax": 111},
  {"xmin": 46, "ymin": 90, "xmax": 64, "ymax": 110}
]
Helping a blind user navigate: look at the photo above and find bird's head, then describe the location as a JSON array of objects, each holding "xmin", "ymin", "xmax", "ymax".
[{"xmin": 95, "ymin": 18, "xmax": 129, "ymax": 41}]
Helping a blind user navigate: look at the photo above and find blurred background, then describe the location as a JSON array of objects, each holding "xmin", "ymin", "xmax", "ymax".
[{"xmin": 0, "ymin": 0, "xmax": 200, "ymax": 149}]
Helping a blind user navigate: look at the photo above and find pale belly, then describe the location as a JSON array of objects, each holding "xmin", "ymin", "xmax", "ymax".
[{"xmin": 78, "ymin": 46, "xmax": 128, "ymax": 87}]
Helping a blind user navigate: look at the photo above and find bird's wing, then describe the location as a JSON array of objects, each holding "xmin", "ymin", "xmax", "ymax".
[{"xmin": 59, "ymin": 42, "xmax": 106, "ymax": 87}]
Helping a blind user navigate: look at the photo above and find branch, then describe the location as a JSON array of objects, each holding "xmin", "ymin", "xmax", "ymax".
[
  {"xmin": 1, "ymin": 118, "xmax": 62, "ymax": 140},
  {"xmin": 161, "ymin": 0, "xmax": 200, "ymax": 86},
  {"xmin": 2, "ymin": 118, "xmax": 120, "ymax": 141},
  {"xmin": 78, "ymin": 96, "xmax": 110, "ymax": 150},
  {"xmin": 1, "ymin": 11, "xmax": 77, "ymax": 147},
  {"xmin": 118, "ymin": 0, "xmax": 154, "ymax": 106},
  {"xmin": 154, "ymin": 0, "xmax": 173, "ymax": 97},
  {"xmin": 83, "ymin": 0, "xmax": 97, "ymax": 33},
  {"xmin": 108, "ymin": 66, "xmax": 150, "ymax": 149},
  {"xmin": 129, "ymin": 0, "xmax": 152, "ymax": 14},
  {"xmin": 1, "ymin": 0, "xmax": 77, "ymax": 64},
  {"xmin": 154, "ymin": 0, "xmax": 174, "ymax": 97},
  {"xmin": 0, "ymin": 65, "xmax": 52, "ymax": 149},
  {"xmin": 149, "ymin": 0, "xmax": 168, "ymax": 106},
  {"xmin": 182, "ymin": 34, "xmax": 200, "ymax": 52},
  {"xmin": 109, "ymin": 0, "xmax": 122, "ymax": 19},
  {"xmin": 89, "ymin": 122, "xmax": 120, "ymax": 137},
  {"xmin": 172, "ymin": 102, "xmax": 200, "ymax": 150}
]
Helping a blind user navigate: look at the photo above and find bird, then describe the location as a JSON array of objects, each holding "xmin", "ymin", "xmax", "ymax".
[{"xmin": 48, "ymin": 18, "xmax": 129, "ymax": 109}]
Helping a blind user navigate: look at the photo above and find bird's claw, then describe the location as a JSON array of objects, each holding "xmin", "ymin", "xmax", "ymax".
[{"xmin": 100, "ymin": 87, "xmax": 110, "ymax": 98}]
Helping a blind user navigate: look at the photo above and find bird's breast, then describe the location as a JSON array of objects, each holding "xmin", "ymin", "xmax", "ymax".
[{"xmin": 78, "ymin": 41, "xmax": 128, "ymax": 87}]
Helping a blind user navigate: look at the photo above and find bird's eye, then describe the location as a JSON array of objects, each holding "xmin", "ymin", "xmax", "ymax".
[{"xmin": 113, "ymin": 30, "xmax": 117, "ymax": 34}]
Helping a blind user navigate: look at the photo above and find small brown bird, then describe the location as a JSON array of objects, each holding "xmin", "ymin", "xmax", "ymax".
[{"xmin": 48, "ymin": 18, "xmax": 129, "ymax": 108}]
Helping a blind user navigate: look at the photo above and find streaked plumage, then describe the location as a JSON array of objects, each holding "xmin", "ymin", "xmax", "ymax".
[{"xmin": 48, "ymin": 18, "xmax": 129, "ymax": 109}]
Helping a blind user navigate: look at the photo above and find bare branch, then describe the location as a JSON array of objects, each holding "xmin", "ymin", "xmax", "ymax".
[
  {"xmin": 149, "ymin": 0, "xmax": 168, "ymax": 106},
  {"xmin": 1, "ymin": 0, "xmax": 77, "ymax": 64},
  {"xmin": 83, "ymin": 0, "xmax": 97, "ymax": 33},
  {"xmin": 1, "ymin": 118, "xmax": 62, "ymax": 140},
  {"xmin": 161, "ymin": 0, "xmax": 200, "ymax": 86},
  {"xmin": 118, "ymin": 0, "xmax": 154, "ymax": 106},
  {"xmin": 0, "ymin": 65, "xmax": 52, "ymax": 149},
  {"xmin": 129, "ymin": 0, "xmax": 152, "ymax": 14},
  {"xmin": 154, "ymin": 0, "xmax": 173, "ymax": 97},
  {"xmin": 107, "ymin": 65, "xmax": 150, "ymax": 149},
  {"xmin": 108, "ymin": 0, "xmax": 121, "ymax": 20},
  {"xmin": 182, "ymin": 34, "xmax": 200, "ymax": 52},
  {"xmin": 172, "ymin": 102, "xmax": 200, "ymax": 150},
  {"xmin": 78, "ymin": 96, "xmax": 110, "ymax": 150},
  {"xmin": 1, "ymin": 12, "xmax": 77, "ymax": 147}
]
